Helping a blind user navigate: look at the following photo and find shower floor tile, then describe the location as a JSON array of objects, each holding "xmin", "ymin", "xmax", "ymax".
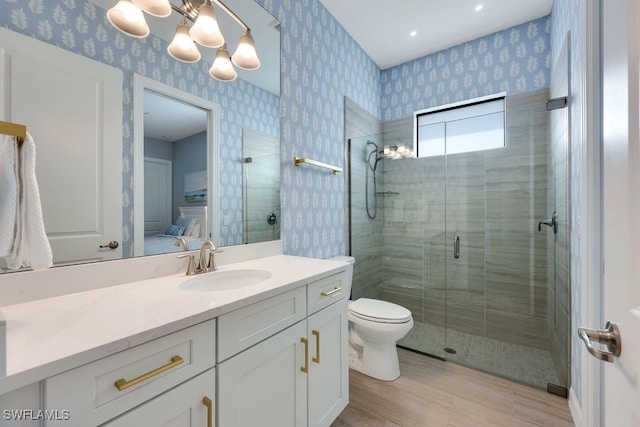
[{"xmin": 398, "ymin": 320, "xmax": 562, "ymax": 390}]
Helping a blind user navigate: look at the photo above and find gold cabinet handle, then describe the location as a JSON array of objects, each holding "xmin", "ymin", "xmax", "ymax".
[
  {"xmin": 114, "ymin": 355, "xmax": 184, "ymax": 391},
  {"xmin": 202, "ymin": 396, "xmax": 213, "ymax": 427},
  {"xmin": 312, "ymin": 330, "xmax": 320, "ymax": 364},
  {"xmin": 300, "ymin": 337, "xmax": 309, "ymax": 373},
  {"xmin": 320, "ymin": 287, "xmax": 342, "ymax": 297}
]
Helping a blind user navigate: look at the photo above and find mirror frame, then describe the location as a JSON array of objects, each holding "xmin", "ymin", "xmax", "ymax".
[{"xmin": 133, "ymin": 74, "xmax": 221, "ymax": 256}]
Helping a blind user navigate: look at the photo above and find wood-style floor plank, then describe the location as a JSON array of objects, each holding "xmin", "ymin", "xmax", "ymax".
[{"xmin": 332, "ymin": 348, "xmax": 575, "ymax": 427}]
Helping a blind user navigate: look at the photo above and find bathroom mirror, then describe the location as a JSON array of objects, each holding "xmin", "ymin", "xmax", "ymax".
[{"xmin": 0, "ymin": 0, "xmax": 281, "ymax": 272}]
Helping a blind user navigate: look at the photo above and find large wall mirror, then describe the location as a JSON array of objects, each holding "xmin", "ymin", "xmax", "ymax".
[{"xmin": 0, "ymin": 0, "xmax": 281, "ymax": 273}]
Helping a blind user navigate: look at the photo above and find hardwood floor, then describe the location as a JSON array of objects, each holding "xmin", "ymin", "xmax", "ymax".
[{"xmin": 332, "ymin": 348, "xmax": 575, "ymax": 427}]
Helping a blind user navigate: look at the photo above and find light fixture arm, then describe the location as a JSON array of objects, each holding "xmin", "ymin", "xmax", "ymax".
[
  {"xmin": 211, "ymin": 0, "xmax": 249, "ymax": 31},
  {"xmin": 170, "ymin": 0, "xmax": 250, "ymax": 32}
]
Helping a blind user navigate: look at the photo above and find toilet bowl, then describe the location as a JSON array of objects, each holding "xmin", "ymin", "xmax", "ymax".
[
  {"xmin": 348, "ymin": 298, "xmax": 413, "ymax": 381},
  {"xmin": 328, "ymin": 256, "xmax": 414, "ymax": 381}
]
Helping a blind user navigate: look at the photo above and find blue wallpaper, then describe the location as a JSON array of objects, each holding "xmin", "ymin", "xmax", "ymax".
[
  {"xmin": 0, "ymin": 0, "xmax": 280, "ymax": 253},
  {"xmin": 381, "ymin": 16, "xmax": 551, "ymax": 122},
  {"xmin": 255, "ymin": 0, "xmax": 381, "ymax": 257}
]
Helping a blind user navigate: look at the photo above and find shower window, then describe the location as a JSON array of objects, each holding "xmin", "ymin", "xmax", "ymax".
[{"xmin": 415, "ymin": 94, "xmax": 505, "ymax": 157}]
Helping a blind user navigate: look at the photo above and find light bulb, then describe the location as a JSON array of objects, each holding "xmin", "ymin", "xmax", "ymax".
[
  {"xmin": 231, "ymin": 30, "xmax": 261, "ymax": 70},
  {"xmin": 131, "ymin": 0, "xmax": 171, "ymax": 17},
  {"xmin": 210, "ymin": 45, "xmax": 237, "ymax": 82},
  {"xmin": 107, "ymin": 0, "xmax": 150, "ymax": 38},
  {"xmin": 167, "ymin": 20, "xmax": 201, "ymax": 63},
  {"xmin": 190, "ymin": 2, "xmax": 224, "ymax": 48}
]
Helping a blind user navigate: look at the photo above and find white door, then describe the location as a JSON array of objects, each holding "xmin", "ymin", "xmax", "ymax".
[
  {"xmin": 144, "ymin": 158, "xmax": 172, "ymax": 237},
  {"xmin": 0, "ymin": 27, "xmax": 122, "ymax": 265},
  {"xmin": 598, "ymin": 1, "xmax": 640, "ymax": 425}
]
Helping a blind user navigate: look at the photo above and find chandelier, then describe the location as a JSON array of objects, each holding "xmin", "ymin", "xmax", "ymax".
[{"xmin": 106, "ymin": 0, "xmax": 261, "ymax": 82}]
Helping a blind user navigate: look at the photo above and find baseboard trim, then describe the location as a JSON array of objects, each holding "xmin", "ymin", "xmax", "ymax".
[{"xmin": 569, "ymin": 387, "xmax": 583, "ymax": 427}]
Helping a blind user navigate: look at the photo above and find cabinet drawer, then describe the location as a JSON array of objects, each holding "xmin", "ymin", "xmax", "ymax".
[
  {"xmin": 218, "ymin": 286, "xmax": 306, "ymax": 361},
  {"xmin": 307, "ymin": 272, "xmax": 348, "ymax": 315},
  {"xmin": 103, "ymin": 368, "xmax": 215, "ymax": 427},
  {"xmin": 44, "ymin": 319, "xmax": 215, "ymax": 426}
]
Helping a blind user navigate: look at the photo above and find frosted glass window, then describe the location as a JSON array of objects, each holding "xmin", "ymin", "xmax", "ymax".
[
  {"xmin": 415, "ymin": 96, "xmax": 505, "ymax": 157},
  {"xmin": 446, "ymin": 111, "xmax": 504, "ymax": 155},
  {"xmin": 416, "ymin": 122, "xmax": 445, "ymax": 157}
]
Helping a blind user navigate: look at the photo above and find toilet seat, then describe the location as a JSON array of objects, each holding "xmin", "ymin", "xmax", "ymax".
[{"xmin": 349, "ymin": 298, "xmax": 412, "ymax": 324}]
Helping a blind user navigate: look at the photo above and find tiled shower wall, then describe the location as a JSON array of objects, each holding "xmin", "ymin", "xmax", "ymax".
[
  {"xmin": 242, "ymin": 130, "xmax": 280, "ymax": 244},
  {"xmin": 378, "ymin": 89, "xmax": 551, "ymax": 350},
  {"xmin": 345, "ymin": 98, "xmax": 383, "ymax": 300}
]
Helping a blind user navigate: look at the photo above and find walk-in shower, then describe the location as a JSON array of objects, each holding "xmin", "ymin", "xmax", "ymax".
[{"xmin": 346, "ymin": 87, "xmax": 570, "ymax": 394}]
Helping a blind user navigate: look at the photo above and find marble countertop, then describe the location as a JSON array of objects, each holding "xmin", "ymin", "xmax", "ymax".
[{"xmin": 0, "ymin": 255, "xmax": 349, "ymax": 395}]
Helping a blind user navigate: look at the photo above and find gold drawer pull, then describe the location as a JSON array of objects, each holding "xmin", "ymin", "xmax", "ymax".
[
  {"xmin": 312, "ymin": 330, "xmax": 320, "ymax": 364},
  {"xmin": 320, "ymin": 287, "xmax": 342, "ymax": 297},
  {"xmin": 300, "ymin": 337, "xmax": 309, "ymax": 373},
  {"xmin": 114, "ymin": 355, "xmax": 184, "ymax": 391},
  {"xmin": 203, "ymin": 396, "xmax": 213, "ymax": 427}
]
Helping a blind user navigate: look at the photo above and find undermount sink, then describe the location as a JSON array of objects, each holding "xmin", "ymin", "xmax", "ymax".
[{"xmin": 178, "ymin": 269, "xmax": 272, "ymax": 292}]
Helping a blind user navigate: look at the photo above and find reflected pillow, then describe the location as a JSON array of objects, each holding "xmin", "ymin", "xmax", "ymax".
[
  {"xmin": 165, "ymin": 224, "xmax": 185, "ymax": 236},
  {"xmin": 176, "ymin": 216, "xmax": 196, "ymax": 236},
  {"xmin": 190, "ymin": 222, "xmax": 201, "ymax": 237}
]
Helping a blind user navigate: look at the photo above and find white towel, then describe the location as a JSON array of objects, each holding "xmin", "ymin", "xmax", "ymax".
[{"xmin": 0, "ymin": 133, "xmax": 53, "ymax": 270}]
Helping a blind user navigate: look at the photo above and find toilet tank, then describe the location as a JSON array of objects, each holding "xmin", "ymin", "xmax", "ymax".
[{"xmin": 328, "ymin": 256, "xmax": 355, "ymax": 298}]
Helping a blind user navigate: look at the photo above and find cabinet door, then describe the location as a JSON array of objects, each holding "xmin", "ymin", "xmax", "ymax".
[
  {"xmin": 308, "ymin": 299, "xmax": 349, "ymax": 427},
  {"xmin": 103, "ymin": 369, "xmax": 215, "ymax": 427},
  {"xmin": 218, "ymin": 321, "xmax": 307, "ymax": 427}
]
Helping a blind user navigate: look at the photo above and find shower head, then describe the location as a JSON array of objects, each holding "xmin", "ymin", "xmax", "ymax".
[{"xmin": 383, "ymin": 143, "xmax": 413, "ymax": 159}]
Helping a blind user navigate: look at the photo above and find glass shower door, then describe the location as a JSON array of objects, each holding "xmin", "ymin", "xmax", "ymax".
[{"xmin": 442, "ymin": 90, "xmax": 557, "ymax": 390}]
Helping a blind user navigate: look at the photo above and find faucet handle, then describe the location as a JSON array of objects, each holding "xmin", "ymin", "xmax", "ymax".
[
  {"xmin": 207, "ymin": 248, "xmax": 224, "ymax": 271},
  {"xmin": 177, "ymin": 254, "xmax": 197, "ymax": 275}
]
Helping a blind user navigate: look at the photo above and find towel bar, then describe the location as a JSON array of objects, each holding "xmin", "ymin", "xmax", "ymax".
[{"xmin": 293, "ymin": 157, "xmax": 342, "ymax": 174}]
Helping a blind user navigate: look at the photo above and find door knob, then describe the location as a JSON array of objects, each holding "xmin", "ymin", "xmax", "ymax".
[
  {"xmin": 99, "ymin": 240, "xmax": 119, "ymax": 250},
  {"xmin": 578, "ymin": 322, "xmax": 621, "ymax": 362},
  {"xmin": 538, "ymin": 211, "xmax": 558, "ymax": 234}
]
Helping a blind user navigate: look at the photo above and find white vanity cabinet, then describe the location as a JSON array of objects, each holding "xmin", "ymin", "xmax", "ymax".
[
  {"xmin": 307, "ymin": 298, "xmax": 349, "ymax": 427},
  {"xmin": 217, "ymin": 272, "xmax": 349, "ymax": 427},
  {"xmin": 43, "ymin": 319, "xmax": 216, "ymax": 426},
  {"xmin": 102, "ymin": 368, "xmax": 215, "ymax": 427}
]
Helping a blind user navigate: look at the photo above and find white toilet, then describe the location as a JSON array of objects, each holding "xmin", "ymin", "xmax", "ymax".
[{"xmin": 330, "ymin": 256, "xmax": 414, "ymax": 381}]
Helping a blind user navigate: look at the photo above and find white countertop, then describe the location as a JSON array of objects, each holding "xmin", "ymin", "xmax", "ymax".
[{"xmin": 0, "ymin": 255, "xmax": 349, "ymax": 395}]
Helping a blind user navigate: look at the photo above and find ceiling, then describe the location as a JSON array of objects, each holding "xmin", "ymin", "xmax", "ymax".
[
  {"xmin": 144, "ymin": 90, "xmax": 207, "ymax": 142},
  {"xmin": 318, "ymin": 0, "xmax": 554, "ymax": 70}
]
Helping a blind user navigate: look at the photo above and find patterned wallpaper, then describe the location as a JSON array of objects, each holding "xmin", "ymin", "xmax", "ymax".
[
  {"xmin": 0, "ymin": 0, "xmax": 280, "ymax": 253},
  {"xmin": 255, "ymin": 0, "xmax": 381, "ymax": 257},
  {"xmin": 381, "ymin": 16, "xmax": 551, "ymax": 122},
  {"xmin": 551, "ymin": 0, "xmax": 583, "ymax": 407}
]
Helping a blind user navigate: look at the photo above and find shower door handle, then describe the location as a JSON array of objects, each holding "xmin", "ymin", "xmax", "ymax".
[
  {"xmin": 453, "ymin": 236, "xmax": 460, "ymax": 259},
  {"xmin": 538, "ymin": 211, "xmax": 558, "ymax": 234}
]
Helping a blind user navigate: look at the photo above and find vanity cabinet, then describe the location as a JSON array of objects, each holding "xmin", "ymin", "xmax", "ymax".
[
  {"xmin": 307, "ymin": 298, "xmax": 349, "ymax": 427},
  {"xmin": 43, "ymin": 319, "xmax": 216, "ymax": 426},
  {"xmin": 0, "ymin": 259, "xmax": 351, "ymax": 427},
  {"xmin": 102, "ymin": 368, "xmax": 214, "ymax": 427},
  {"xmin": 217, "ymin": 272, "xmax": 349, "ymax": 427}
]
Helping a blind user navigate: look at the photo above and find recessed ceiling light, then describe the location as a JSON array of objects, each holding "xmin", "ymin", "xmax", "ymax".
[
  {"xmin": 410, "ymin": 30, "xmax": 417, "ymax": 37},
  {"xmin": 475, "ymin": 4, "xmax": 484, "ymax": 12}
]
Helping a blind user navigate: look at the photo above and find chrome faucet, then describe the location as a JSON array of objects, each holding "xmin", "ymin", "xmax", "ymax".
[
  {"xmin": 197, "ymin": 240, "xmax": 223, "ymax": 273},
  {"xmin": 174, "ymin": 237, "xmax": 189, "ymax": 251}
]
